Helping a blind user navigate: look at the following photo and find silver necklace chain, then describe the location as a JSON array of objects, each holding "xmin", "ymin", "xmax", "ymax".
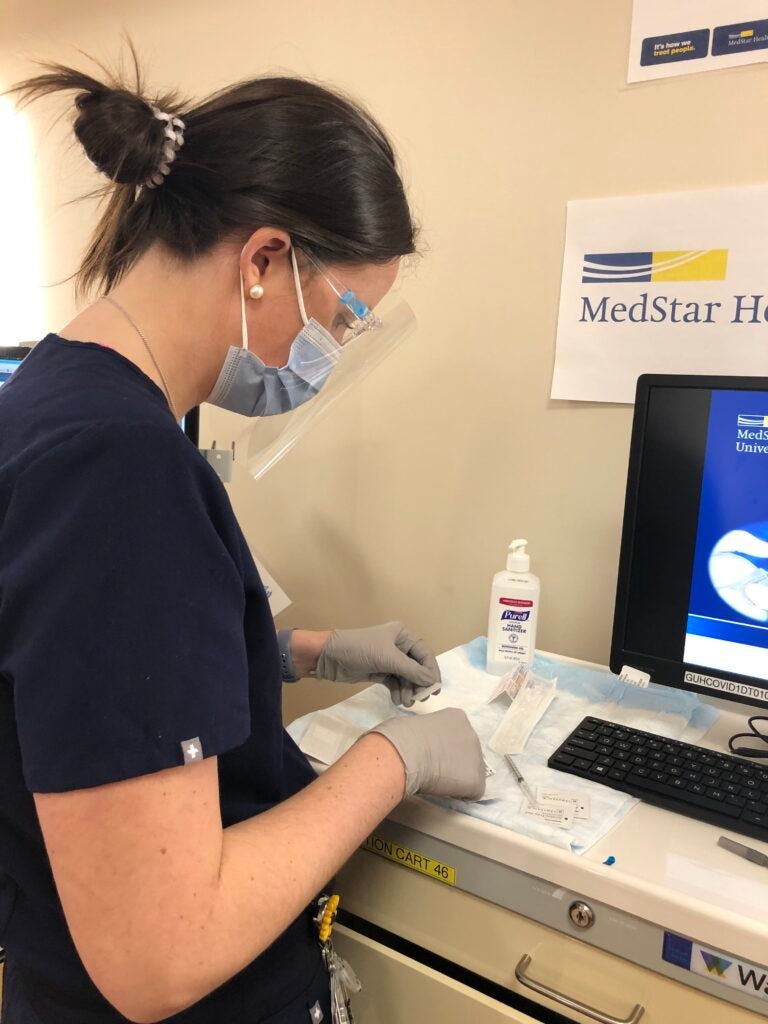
[{"xmin": 103, "ymin": 295, "xmax": 176, "ymax": 419}]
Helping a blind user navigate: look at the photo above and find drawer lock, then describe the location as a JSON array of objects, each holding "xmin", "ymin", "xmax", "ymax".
[{"xmin": 569, "ymin": 900, "xmax": 595, "ymax": 929}]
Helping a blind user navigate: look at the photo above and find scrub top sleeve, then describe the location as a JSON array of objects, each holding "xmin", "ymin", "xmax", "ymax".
[{"xmin": 0, "ymin": 422, "xmax": 252, "ymax": 793}]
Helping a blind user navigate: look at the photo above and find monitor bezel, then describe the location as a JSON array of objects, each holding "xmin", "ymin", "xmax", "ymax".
[
  {"xmin": 0, "ymin": 346, "xmax": 30, "ymax": 363},
  {"xmin": 610, "ymin": 372, "xmax": 768, "ymax": 708}
]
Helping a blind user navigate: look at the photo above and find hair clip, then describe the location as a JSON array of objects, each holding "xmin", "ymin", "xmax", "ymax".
[{"xmin": 145, "ymin": 104, "xmax": 186, "ymax": 189}]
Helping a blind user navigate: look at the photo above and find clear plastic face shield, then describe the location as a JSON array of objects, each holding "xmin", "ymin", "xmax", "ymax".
[{"xmin": 232, "ymin": 249, "xmax": 417, "ymax": 481}]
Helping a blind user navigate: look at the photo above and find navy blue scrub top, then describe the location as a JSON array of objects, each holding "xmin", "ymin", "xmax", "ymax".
[{"xmin": 0, "ymin": 335, "xmax": 321, "ymax": 1022}]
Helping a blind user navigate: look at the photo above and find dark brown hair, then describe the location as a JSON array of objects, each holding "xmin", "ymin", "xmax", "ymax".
[{"xmin": 10, "ymin": 48, "xmax": 417, "ymax": 297}]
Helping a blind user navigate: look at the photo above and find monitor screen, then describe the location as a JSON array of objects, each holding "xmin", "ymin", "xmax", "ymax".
[
  {"xmin": 0, "ymin": 348, "xmax": 27, "ymax": 387},
  {"xmin": 611, "ymin": 375, "xmax": 768, "ymax": 707}
]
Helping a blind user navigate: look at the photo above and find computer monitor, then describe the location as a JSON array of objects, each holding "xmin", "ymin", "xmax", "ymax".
[
  {"xmin": 611, "ymin": 374, "xmax": 768, "ymax": 709},
  {"xmin": 0, "ymin": 346, "xmax": 28, "ymax": 388},
  {"xmin": 0, "ymin": 344, "xmax": 199, "ymax": 445}
]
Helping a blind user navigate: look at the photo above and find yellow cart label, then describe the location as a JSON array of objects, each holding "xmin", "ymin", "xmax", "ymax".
[{"xmin": 363, "ymin": 834, "xmax": 456, "ymax": 886}]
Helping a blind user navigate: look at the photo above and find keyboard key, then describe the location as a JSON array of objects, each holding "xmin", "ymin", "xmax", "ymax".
[
  {"xmin": 649, "ymin": 760, "xmax": 666, "ymax": 772},
  {"xmin": 614, "ymin": 732, "xmax": 629, "ymax": 742},
  {"xmin": 608, "ymin": 769, "xmax": 627, "ymax": 781},
  {"xmin": 596, "ymin": 744, "xmax": 613, "ymax": 755},
  {"xmin": 615, "ymin": 751, "xmax": 631, "ymax": 761},
  {"xmin": 616, "ymin": 741, "xmax": 632, "ymax": 752},
  {"xmin": 706, "ymin": 789, "xmax": 726, "ymax": 802},
  {"xmin": 667, "ymin": 767, "xmax": 683, "ymax": 778},
  {"xmin": 684, "ymin": 771, "xmax": 702, "ymax": 782},
  {"xmin": 670, "ymin": 777, "xmax": 686, "ymax": 789},
  {"xmin": 743, "ymin": 812, "xmax": 768, "ymax": 828},
  {"xmin": 666, "ymin": 756, "xmax": 684, "ymax": 767},
  {"xmin": 703, "ymin": 767, "xmax": 721, "ymax": 778},
  {"xmin": 597, "ymin": 755, "xmax": 615, "ymax": 767},
  {"xmin": 552, "ymin": 753, "xmax": 575, "ymax": 767},
  {"xmin": 647, "ymin": 740, "xmax": 663, "ymax": 750},
  {"xmin": 590, "ymin": 764, "xmax": 609, "ymax": 776},
  {"xmin": 569, "ymin": 737, "xmax": 596, "ymax": 751},
  {"xmin": 564, "ymin": 745, "xmax": 596, "ymax": 761},
  {"xmin": 633, "ymin": 767, "xmax": 650, "ymax": 777},
  {"xmin": 723, "ymin": 782, "xmax": 741, "ymax": 794},
  {"xmin": 743, "ymin": 779, "xmax": 759, "ymax": 789},
  {"xmin": 688, "ymin": 783, "xmax": 705, "ymax": 795},
  {"xmin": 651, "ymin": 771, "xmax": 667, "ymax": 783},
  {"xmin": 575, "ymin": 730, "xmax": 599, "ymax": 742},
  {"xmin": 574, "ymin": 758, "xmax": 593, "ymax": 771},
  {"xmin": 726, "ymin": 794, "xmax": 746, "ymax": 808},
  {"xmin": 721, "ymin": 772, "xmax": 741, "ymax": 784},
  {"xmin": 747, "ymin": 801, "xmax": 768, "ymax": 815}
]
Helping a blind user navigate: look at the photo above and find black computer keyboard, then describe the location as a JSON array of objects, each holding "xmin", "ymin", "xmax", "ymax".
[{"xmin": 548, "ymin": 716, "xmax": 768, "ymax": 841}]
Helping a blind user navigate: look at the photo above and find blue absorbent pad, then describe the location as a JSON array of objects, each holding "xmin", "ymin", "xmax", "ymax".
[{"xmin": 287, "ymin": 638, "xmax": 719, "ymax": 854}]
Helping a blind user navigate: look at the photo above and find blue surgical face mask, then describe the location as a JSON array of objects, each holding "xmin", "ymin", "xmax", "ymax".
[{"xmin": 206, "ymin": 248, "xmax": 342, "ymax": 417}]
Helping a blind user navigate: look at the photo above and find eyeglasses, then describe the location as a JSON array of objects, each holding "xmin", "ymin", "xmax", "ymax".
[
  {"xmin": 729, "ymin": 717, "xmax": 768, "ymax": 759},
  {"xmin": 301, "ymin": 250, "xmax": 382, "ymax": 345}
]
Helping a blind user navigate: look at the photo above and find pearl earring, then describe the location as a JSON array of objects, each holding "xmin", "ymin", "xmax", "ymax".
[{"xmin": 249, "ymin": 284, "xmax": 265, "ymax": 300}]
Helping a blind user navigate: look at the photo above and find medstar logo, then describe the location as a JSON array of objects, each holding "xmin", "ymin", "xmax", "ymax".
[{"xmin": 581, "ymin": 249, "xmax": 728, "ymax": 284}]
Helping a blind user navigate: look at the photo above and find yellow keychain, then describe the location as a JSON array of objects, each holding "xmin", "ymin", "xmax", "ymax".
[
  {"xmin": 319, "ymin": 894, "xmax": 339, "ymax": 944},
  {"xmin": 314, "ymin": 894, "xmax": 360, "ymax": 1024}
]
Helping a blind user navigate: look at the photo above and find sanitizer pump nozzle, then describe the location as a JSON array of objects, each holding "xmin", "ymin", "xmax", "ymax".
[{"xmin": 507, "ymin": 539, "xmax": 531, "ymax": 573}]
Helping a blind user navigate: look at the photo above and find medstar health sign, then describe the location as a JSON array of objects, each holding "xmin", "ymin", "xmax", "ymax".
[{"xmin": 551, "ymin": 187, "xmax": 768, "ymax": 403}]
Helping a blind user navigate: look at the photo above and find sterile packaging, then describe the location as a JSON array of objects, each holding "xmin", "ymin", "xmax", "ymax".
[
  {"xmin": 489, "ymin": 670, "xmax": 557, "ymax": 755},
  {"xmin": 298, "ymin": 712, "xmax": 367, "ymax": 765},
  {"xmin": 485, "ymin": 664, "xmax": 532, "ymax": 704}
]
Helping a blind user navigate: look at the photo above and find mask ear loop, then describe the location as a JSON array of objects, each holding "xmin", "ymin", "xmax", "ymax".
[
  {"xmin": 238, "ymin": 241, "xmax": 252, "ymax": 352},
  {"xmin": 240, "ymin": 271, "xmax": 250, "ymax": 351},
  {"xmin": 291, "ymin": 247, "xmax": 310, "ymax": 327}
]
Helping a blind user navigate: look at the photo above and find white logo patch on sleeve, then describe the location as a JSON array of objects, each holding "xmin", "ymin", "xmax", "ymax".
[{"xmin": 181, "ymin": 737, "xmax": 203, "ymax": 764}]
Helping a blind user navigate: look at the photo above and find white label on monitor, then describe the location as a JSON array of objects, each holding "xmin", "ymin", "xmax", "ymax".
[
  {"xmin": 684, "ymin": 670, "xmax": 768, "ymax": 705},
  {"xmin": 619, "ymin": 664, "xmax": 651, "ymax": 688}
]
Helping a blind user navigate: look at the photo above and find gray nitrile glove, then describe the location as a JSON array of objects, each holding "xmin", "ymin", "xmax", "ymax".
[
  {"xmin": 371, "ymin": 708, "xmax": 486, "ymax": 799},
  {"xmin": 314, "ymin": 622, "xmax": 442, "ymax": 708}
]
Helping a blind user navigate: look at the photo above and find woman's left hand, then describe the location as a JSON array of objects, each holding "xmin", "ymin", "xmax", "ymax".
[{"xmin": 308, "ymin": 622, "xmax": 442, "ymax": 707}]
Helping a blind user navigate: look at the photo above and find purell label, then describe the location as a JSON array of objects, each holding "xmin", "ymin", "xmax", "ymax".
[{"xmin": 496, "ymin": 598, "xmax": 535, "ymax": 658}]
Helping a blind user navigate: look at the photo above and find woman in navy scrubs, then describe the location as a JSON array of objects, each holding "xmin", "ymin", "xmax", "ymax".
[{"xmin": 0, "ymin": 57, "xmax": 485, "ymax": 1023}]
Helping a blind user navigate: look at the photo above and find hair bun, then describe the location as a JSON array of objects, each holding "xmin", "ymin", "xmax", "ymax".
[{"xmin": 73, "ymin": 86, "xmax": 166, "ymax": 186}]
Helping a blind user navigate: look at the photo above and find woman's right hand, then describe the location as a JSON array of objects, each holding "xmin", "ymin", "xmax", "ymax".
[{"xmin": 370, "ymin": 708, "xmax": 486, "ymax": 800}]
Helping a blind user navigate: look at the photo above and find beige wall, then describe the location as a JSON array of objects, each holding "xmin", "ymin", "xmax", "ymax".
[{"xmin": 2, "ymin": 1, "xmax": 766, "ymax": 722}]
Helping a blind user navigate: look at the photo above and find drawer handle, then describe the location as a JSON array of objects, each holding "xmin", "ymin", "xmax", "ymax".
[{"xmin": 515, "ymin": 954, "xmax": 645, "ymax": 1024}]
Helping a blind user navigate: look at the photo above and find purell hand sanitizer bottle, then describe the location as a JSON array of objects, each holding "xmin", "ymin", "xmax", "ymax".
[{"xmin": 486, "ymin": 539, "xmax": 540, "ymax": 674}]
